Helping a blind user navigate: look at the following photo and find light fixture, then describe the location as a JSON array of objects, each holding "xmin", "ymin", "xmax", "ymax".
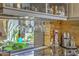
[{"xmin": 25, "ymin": 16, "xmax": 29, "ymax": 19}]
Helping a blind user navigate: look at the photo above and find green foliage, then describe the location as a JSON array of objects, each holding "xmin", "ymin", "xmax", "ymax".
[{"xmin": 3, "ymin": 42, "xmax": 28, "ymax": 51}]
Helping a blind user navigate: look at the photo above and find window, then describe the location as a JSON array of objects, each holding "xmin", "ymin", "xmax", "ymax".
[{"xmin": 3, "ymin": 19, "xmax": 34, "ymax": 51}]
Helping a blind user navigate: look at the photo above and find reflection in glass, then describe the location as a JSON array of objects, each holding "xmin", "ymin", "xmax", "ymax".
[{"xmin": 0, "ymin": 19, "xmax": 34, "ymax": 51}]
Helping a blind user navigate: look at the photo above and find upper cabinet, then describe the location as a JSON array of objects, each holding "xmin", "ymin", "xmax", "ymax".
[
  {"xmin": 21, "ymin": 3, "xmax": 67, "ymax": 16},
  {"xmin": 46, "ymin": 3, "xmax": 68, "ymax": 16},
  {"xmin": 20, "ymin": 3, "xmax": 46, "ymax": 13},
  {"xmin": 1, "ymin": 3, "xmax": 79, "ymax": 20},
  {"xmin": 0, "ymin": 3, "xmax": 68, "ymax": 20},
  {"xmin": 1, "ymin": 3, "xmax": 68, "ymax": 16},
  {"xmin": 68, "ymin": 3, "xmax": 79, "ymax": 18},
  {"xmin": 3, "ymin": 3, "xmax": 20, "ymax": 8},
  {"xmin": 30, "ymin": 3, "xmax": 46, "ymax": 13},
  {"xmin": 20, "ymin": 3, "xmax": 30, "ymax": 10}
]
